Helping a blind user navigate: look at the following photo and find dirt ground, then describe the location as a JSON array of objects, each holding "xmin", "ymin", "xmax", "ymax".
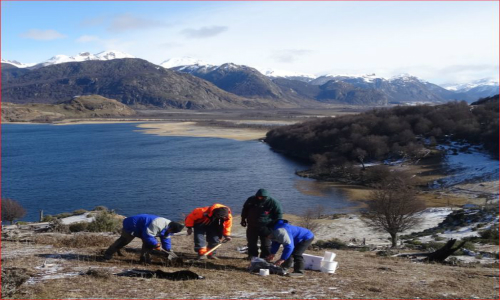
[{"xmin": 2, "ymin": 228, "xmax": 498, "ymax": 300}]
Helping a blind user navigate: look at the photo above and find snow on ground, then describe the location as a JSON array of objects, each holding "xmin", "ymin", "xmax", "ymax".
[
  {"xmin": 60, "ymin": 213, "xmax": 95, "ymax": 225},
  {"xmin": 312, "ymin": 208, "xmax": 454, "ymax": 246},
  {"xmin": 434, "ymin": 143, "xmax": 499, "ymax": 189}
]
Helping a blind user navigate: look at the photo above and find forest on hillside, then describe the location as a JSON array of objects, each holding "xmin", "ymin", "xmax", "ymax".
[{"xmin": 265, "ymin": 95, "xmax": 499, "ymax": 182}]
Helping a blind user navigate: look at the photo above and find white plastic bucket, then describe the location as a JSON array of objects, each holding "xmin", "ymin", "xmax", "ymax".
[
  {"xmin": 323, "ymin": 251, "xmax": 336, "ymax": 262},
  {"xmin": 259, "ymin": 269, "xmax": 269, "ymax": 276},
  {"xmin": 320, "ymin": 261, "xmax": 338, "ymax": 273},
  {"xmin": 303, "ymin": 254, "xmax": 323, "ymax": 271}
]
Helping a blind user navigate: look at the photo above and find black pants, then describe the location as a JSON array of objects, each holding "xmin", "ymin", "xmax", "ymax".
[
  {"xmin": 104, "ymin": 229, "xmax": 154, "ymax": 262},
  {"xmin": 282, "ymin": 237, "xmax": 314, "ymax": 273},
  {"xmin": 246, "ymin": 226, "xmax": 271, "ymax": 258}
]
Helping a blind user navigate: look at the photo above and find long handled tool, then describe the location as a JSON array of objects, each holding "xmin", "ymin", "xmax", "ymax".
[
  {"xmin": 201, "ymin": 236, "xmax": 231, "ymax": 257},
  {"xmin": 202, "ymin": 243, "xmax": 223, "ymax": 257}
]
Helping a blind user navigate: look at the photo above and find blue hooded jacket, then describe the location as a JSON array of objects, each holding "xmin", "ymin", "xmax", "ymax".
[
  {"xmin": 270, "ymin": 220, "xmax": 314, "ymax": 260},
  {"xmin": 122, "ymin": 214, "xmax": 173, "ymax": 250}
]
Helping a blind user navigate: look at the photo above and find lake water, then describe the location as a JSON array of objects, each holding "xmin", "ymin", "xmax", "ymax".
[{"xmin": 2, "ymin": 123, "xmax": 358, "ymax": 222}]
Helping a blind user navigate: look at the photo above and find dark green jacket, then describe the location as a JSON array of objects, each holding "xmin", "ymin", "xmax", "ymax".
[{"xmin": 241, "ymin": 189, "xmax": 283, "ymax": 227}]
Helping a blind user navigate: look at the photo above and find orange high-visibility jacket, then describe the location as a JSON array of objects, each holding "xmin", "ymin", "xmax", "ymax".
[{"xmin": 185, "ymin": 203, "xmax": 232, "ymax": 236}]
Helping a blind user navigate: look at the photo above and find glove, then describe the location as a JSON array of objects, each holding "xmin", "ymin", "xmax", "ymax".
[
  {"xmin": 266, "ymin": 254, "xmax": 275, "ymax": 262},
  {"xmin": 153, "ymin": 244, "xmax": 161, "ymax": 251},
  {"xmin": 240, "ymin": 220, "xmax": 247, "ymax": 227},
  {"xmin": 166, "ymin": 250, "xmax": 178, "ymax": 259},
  {"xmin": 274, "ymin": 259, "xmax": 285, "ymax": 267},
  {"xmin": 187, "ymin": 227, "xmax": 193, "ymax": 236}
]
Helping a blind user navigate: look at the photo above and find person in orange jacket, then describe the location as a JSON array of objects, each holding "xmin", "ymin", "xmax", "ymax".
[{"xmin": 185, "ymin": 203, "xmax": 232, "ymax": 260}]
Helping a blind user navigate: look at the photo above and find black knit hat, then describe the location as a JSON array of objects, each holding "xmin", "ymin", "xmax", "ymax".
[
  {"xmin": 212, "ymin": 207, "xmax": 229, "ymax": 219},
  {"xmin": 168, "ymin": 222, "xmax": 184, "ymax": 233}
]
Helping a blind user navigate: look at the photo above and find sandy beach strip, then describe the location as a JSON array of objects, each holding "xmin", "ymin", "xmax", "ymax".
[{"xmin": 135, "ymin": 121, "xmax": 269, "ymax": 141}]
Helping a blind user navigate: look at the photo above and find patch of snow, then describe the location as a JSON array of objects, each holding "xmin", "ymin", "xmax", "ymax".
[
  {"xmin": 95, "ymin": 50, "xmax": 134, "ymax": 60},
  {"xmin": 390, "ymin": 73, "xmax": 428, "ymax": 83},
  {"xmin": 1, "ymin": 59, "xmax": 36, "ymax": 68},
  {"xmin": 160, "ymin": 57, "xmax": 211, "ymax": 69},
  {"xmin": 442, "ymin": 78, "xmax": 499, "ymax": 92},
  {"xmin": 60, "ymin": 213, "xmax": 95, "ymax": 225},
  {"xmin": 433, "ymin": 142, "xmax": 499, "ymax": 189},
  {"xmin": 257, "ymin": 67, "xmax": 316, "ymax": 80},
  {"xmin": 34, "ymin": 50, "xmax": 135, "ymax": 68}
]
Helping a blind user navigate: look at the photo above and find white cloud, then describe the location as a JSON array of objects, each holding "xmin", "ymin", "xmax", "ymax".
[
  {"xmin": 271, "ymin": 49, "xmax": 313, "ymax": 63},
  {"xmin": 20, "ymin": 29, "xmax": 66, "ymax": 41},
  {"xmin": 76, "ymin": 35, "xmax": 100, "ymax": 43},
  {"xmin": 180, "ymin": 26, "xmax": 228, "ymax": 39},
  {"xmin": 108, "ymin": 14, "xmax": 168, "ymax": 33}
]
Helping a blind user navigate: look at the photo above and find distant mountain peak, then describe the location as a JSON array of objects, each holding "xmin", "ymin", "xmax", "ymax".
[
  {"xmin": 1, "ymin": 59, "xmax": 36, "ymax": 68},
  {"xmin": 442, "ymin": 78, "xmax": 499, "ymax": 91},
  {"xmin": 34, "ymin": 50, "xmax": 135, "ymax": 68},
  {"xmin": 258, "ymin": 67, "xmax": 316, "ymax": 81},
  {"xmin": 160, "ymin": 57, "xmax": 211, "ymax": 69}
]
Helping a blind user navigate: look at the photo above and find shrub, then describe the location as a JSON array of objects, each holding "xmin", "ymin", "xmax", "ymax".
[
  {"xmin": 69, "ymin": 222, "xmax": 89, "ymax": 232},
  {"xmin": 55, "ymin": 212, "xmax": 72, "ymax": 219},
  {"xmin": 41, "ymin": 215, "xmax": 55, "ymax": 222},
  {"xmin": 1, "ymin": 198, "xmax": 26, "ymax": 225},
  {"xmin": 314, "ymin": 238, "xmax": 348, "ymax": 250},
  {"xmin": 50, "ymin": 219, "xmax": 70, "ymax": 233},
  {"xmin": 72, "ymin": 209, "xmax": 88, "ymax": 215},
  {"xmin": 1, "ymin": 268, "xmax": 30, "ymax": 298},
  {"xmin": 93, "ymin": 206, "xmax": 108, "ymax": 211},
  {"xmin": 87, "ymin": 211, "xmax": 121, "ymax": 233},
  {"xmin": 34, "ymin": 234, "xmax": 115, "ymax": 248},
  {"xmin": 480, "ymin": 226, "xmax": 499, "ymax": 241}
]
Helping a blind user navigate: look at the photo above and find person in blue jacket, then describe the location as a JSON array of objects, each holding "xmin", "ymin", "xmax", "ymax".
[
  {"xmin": 263, "ymin": 220, "xmax": 314, "ymax": 277},
  {"xmin": 103, "ymin": 214, "xmax": 184, "ymax": 263}
]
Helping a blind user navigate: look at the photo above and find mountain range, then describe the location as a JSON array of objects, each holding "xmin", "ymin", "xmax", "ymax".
[{"xmin": 2, "ymin": 51, "xmax": 498, "ymax": 109}]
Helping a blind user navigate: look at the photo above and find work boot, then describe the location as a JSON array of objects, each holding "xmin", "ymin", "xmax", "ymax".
[{"xmin": 103, "ymin": 253, "xmax": 113, "ymax": 261}]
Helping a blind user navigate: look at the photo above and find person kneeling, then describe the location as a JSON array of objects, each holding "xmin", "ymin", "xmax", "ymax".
[
  {"xmin": 262, "ymin": 220, "xmax": 314, "ymax": 277},
  {"xmin": 104, "ymin": 214, "xmax": 184, "ymax": 263}
]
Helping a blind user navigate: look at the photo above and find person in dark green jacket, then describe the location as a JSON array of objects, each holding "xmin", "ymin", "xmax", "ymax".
[{"xmin": 241, "ymin": 189, "xmax": 283, "ymax": 258}]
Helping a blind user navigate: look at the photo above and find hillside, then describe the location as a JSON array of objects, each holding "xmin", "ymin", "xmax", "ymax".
[
  {"xmin": 2, "ymin": 209, "xmax": 498, "ymax": 299},
  {"xmin": 0, "ymin": 59, "xmax": 259, "ymax": 110},
  {"xmin": 1, "ymin": 95, "xmax": 136, "ymax": 123},
  {"xmin": 172, "ymin": 63, "xmax": 325, "ymax": 107}
]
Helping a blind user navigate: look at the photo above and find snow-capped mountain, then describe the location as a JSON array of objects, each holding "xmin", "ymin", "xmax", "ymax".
[
  {"xmin": 256, "ymin": 68, "xmax": 316, "ymax": 83},
  {"xmin": 1, "ymin": 59, "xmax": 36, "ymax": 68},
  {"xmin": 441, "ymin": 78, "xmax": 499, "ymax": 102},
  {"xmin": 32, "ymin": 50, "xmax": 135, "ymax": 68},
  {"xmin": 159, "ymin": 57, "xmax": 212, "ymax": 69},
  {"xmin": 442, "ymin": 78, "xmax": 499, "ymax": 92}
]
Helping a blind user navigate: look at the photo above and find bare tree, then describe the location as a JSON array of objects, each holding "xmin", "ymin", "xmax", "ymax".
[
  {"xmin": 298, "ymin": 208, "xmax": 321, "ymax": 233},
  {"xmin": 1, "ymin": 198, "xmax": 27, "ymax": 225},
  {"xmin": 363, "ymin": 173, "xmax": 425, "ymax": 247}
]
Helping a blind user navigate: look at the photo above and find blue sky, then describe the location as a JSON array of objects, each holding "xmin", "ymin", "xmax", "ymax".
[{"xmin": 2, "ymin": 1, "xmax": 498, "ymax": 84}]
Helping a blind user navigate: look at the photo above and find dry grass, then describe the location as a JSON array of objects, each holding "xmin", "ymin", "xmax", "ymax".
[
  {"xmin": 33, "ymin": 233, "xmax": 116, "ymax": 248},
  {"xmin": 2, "ymin": 231, "xmax": 499, "ymax": 299}
]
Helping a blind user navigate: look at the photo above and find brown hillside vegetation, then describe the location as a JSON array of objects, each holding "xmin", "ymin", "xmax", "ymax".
[
  {"xmin": 1, "ymin": 95, "xmax": 136, "ymax": 123},
  {"xmin": 2, "ymin": 220, "xmax": 498, "ymax": 299}
]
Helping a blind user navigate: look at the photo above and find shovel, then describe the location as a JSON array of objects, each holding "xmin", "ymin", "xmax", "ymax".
[
  {"xmin": 201, "ymin": 237, "xmax": 230, "ymax": 258},
  {"xmin": 160, "ymin": 249, "xmax": 178, "ymax": 260}
]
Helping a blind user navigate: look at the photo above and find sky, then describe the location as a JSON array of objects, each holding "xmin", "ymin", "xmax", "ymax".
[{"xmin": 1, "ymin": 1, "xmax": 499, "ymax": 84}]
